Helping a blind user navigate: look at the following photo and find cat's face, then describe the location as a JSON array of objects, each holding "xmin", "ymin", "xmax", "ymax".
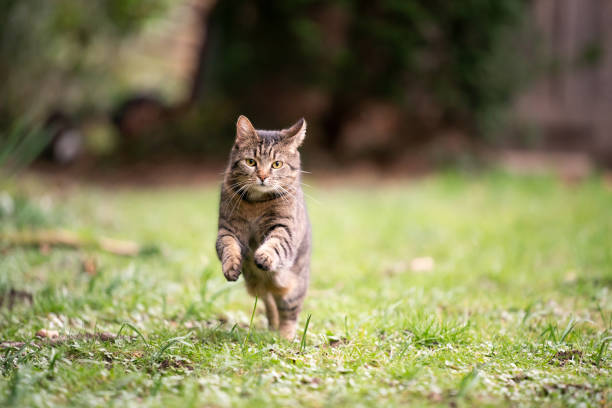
[{"xmin": 226, "ymin": 115, "xmax": 306, "ymax": 200}]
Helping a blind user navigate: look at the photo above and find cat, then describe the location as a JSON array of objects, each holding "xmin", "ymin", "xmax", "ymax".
[{"xmin": 216, "ymin": 115, "xmax": 311, "ymax": 340}]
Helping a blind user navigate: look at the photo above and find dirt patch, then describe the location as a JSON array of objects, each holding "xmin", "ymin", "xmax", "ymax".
[
  {"xmin": 550, "ymin": 349, "xmax": 583, "ymax": 366},
  {"xmin": 541, "ymin": 382, "xmax": 593, "ymax": 396},
  {"xmin": 159, "ymin": 358, "xmax": 193, "ymax": 371},
  {"xmin": 328, "ymin": 336, "xmax": 348, "ymax": 348},
  {"xmin": 300, "ymin": 376, "xmax": 322, "ymax": 386},
  {"xmin": 315, "ymin": 336, "xmax": 348, "ymax": 349},
  {"xmin": 510, "ymin": 373, "xmax": 532, "ymax": 383}
]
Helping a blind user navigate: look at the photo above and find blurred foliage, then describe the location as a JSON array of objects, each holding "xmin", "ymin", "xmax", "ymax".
[
  {"xmin": 0, "ymin": 0, "xmax": 169, "ymax": 127},
  {"xmin": 200, "ymin": 0, "xmax": 528, "ymax": 142},
  {"xmin": 0, "ymin": 119, "xmax": 51, "ymax": 175},
  {"xmin": 1, "ymin": 0, "xmax": 530, "ymax": 158},
  {"xmin": 0, "ymin": 191, "xmax": 55, "ymax": 230}
]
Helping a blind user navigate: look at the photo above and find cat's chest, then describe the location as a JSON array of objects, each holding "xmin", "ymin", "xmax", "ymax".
[
  {"xmin": 243, "ymin": 209, "xmax": 287, "ymax": 250},
  {"xmin": 244, "ymin": 214, "xmax": 268, "ymax": 246},
  {"xmin": 235, "ymin": 200, "xmax": 294, "ymax": 248}
]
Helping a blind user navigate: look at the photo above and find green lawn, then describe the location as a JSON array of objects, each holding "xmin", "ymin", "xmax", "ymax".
[{"xmin": 1, "ymin": 171, "xmax": 611, "ymax": 407}]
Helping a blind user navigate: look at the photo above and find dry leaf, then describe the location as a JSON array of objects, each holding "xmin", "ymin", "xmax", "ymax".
[
  {"xmin": 564, "ymin": 271, "xmax": 577, "ymax": 283},
  {"xmin": 36, "ymin": 329, "xmax": 60, "ymax": 339},
  {"xmin": 82, "ymin": 256, "xmax": 97, "ymax": 275},
  {"xmin": 410, "ymin": 256, "xmax": 435, "ymax": 272}
]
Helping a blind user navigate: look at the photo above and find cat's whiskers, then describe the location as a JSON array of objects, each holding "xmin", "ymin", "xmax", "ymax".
[
  {"xmin": 302, "ymin": 192, "xmax": 321, "ymax": 205},
  {"xmin": 271, "ymin": 185, "xmax": 287, "ymax": 204},
  {"xmin": 227, "ymin": 183, "xmax": 251, "ymax": 219},
  {"xmin": 275, "ymin": 184, "xmax": 297, "ymax": 204},
  {"xmin": 274, "ymin": 184, "xmax": 293, "ymax": 205},
  {"xmin": 223, "ymin": 179, "xmax": 250, "ymax": 207},
  {"xmin": 293, "ymin": 182, "xmax": 320, "ymax": 205},
  {"xmin": 280, "ymin": 184, "xmax": 311, "ymax": 212},
  {"xmin": 223, "ymin": 179, "xmax": 251, "ymax": 215},
  {"xmin": 227, "ymin": 179, "xmax": 251, "ymax": 189},
  {"xmin": 223, "ymin": 188, "xmax": 243, "ymax": 216}
]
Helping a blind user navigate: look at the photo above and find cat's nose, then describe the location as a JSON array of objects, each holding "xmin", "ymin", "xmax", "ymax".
[{"xmin": 257, "ymin": 173, "xmax": 269, "ymax": 183}]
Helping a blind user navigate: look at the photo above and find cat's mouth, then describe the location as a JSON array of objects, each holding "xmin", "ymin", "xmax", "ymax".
[
  {"xmin": 247, "ymin": 183, "xmax": 277, "ymax": 200},
  {"xmin": 251, "ymin": 183, "xmax": 274, "ymax": 193}
]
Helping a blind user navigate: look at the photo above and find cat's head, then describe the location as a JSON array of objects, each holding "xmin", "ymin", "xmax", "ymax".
[{"xmin": 226, "ymin": 115, "xmax": 306, "ymax": 199}]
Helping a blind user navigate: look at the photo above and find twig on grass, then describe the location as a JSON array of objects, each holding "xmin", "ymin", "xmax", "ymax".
[{"xmin": 1, "ymin": 230, "xmax": 158, "ymax": 256}]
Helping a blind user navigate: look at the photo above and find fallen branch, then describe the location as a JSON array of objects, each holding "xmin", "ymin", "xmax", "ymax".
[{"xmin": 0, "ymin": 229, "xmax": 157, "ymax": 256}]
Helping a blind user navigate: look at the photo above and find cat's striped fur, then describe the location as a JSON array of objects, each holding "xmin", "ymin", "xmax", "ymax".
[{"xmin": 216, "ymin": 115, "xmax": 311, "ymax": 339}]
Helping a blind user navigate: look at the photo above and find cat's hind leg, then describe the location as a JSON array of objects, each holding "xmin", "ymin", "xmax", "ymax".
[
  {"xmin": 275, "ymin": 293, "xmax": 305, "ymax": 340},
  {"xmin": 263, "ymin": 292, "xmax": 279, "ymax": 331}
]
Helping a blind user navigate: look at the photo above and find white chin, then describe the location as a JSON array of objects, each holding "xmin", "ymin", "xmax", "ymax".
[{"xmin": 249, "ymin": 184, "xmax": 274, "ymax": 199}]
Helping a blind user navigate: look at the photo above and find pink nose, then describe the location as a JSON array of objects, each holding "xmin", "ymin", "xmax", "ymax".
[{"xmin": 257, "ymin": 173, "xmax": 268, "ymax": 182}]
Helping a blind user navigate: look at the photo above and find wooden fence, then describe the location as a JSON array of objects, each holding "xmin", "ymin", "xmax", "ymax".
[{"xmin": 514, "ymin": 0, "xmax": 612, "ymax": 159}]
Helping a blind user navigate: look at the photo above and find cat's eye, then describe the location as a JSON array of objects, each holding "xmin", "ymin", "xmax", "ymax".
[
  {"xmin": 271, "ymin": 161, "xmax": 283, "ymax": 169},
  {"xmin": 245, "ymin": 158, "xmax": 256, "ymax": 167}
]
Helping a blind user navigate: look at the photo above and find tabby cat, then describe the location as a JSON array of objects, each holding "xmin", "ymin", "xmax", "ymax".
[{"xmin": 216, "ymin": 115, "xmax": 311, "ymax": 339}]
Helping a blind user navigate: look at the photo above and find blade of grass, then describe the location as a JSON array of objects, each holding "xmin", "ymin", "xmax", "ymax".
[
  {"xmin": 5, "ymin": 370, "xmax": 19, "ymax": 406},
  {"xmin": 595, "ymin": 336, "xmax": 612, "ymax": 367},
  {"xmin": 154, "ymin": 332, "xmax": 194, "ymax": 361},
  {"xmin": 11, "ymin": 125, "xmax": 50, "ymax": 174},
  {"xmin": 559, "ymin": 318, "xmax": 577, "ymax": 344},
  {"xmin": 0, "ymin": 120, "xmax": 51, "ymax": 176},
  {"xmin": 151, "ymin": 374, "xmax": 163, "ymax": 396},
  {"xmin": 397, "ymin": 340, "xmax": 412, "ymax": 359},
  {"xmin": 344, "ymin": 315, "xmax": 349, "ymax": 340},
  {"xmin": 540, "ymin": 323, "xmax": 557, "ymax": 343},
  {"xmin": 47, "ymin": 348, "xmax": 62, "ymax": 372},
  {"xmin": 457, "ymin": 366, "xmax": 480, "ymax": 398},
  {"xmin": 300, "ymin": 314, "xmax": 312, "ymax": 353},
  {"xmin": 116, "ymin": 322, "xmax": 148, "ymax": 346},
  {"xmin": 0, "ymin": 121, "xmax": 26, "ymax": 166},
  {"xmin": 242, "ymin": 296, "xmax": 258, "ymax": 351}
]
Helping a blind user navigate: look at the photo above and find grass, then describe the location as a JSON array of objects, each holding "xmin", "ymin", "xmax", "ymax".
[{"xmin": 0, "ymin": 170, "xmax": 611, "ymax": 407}]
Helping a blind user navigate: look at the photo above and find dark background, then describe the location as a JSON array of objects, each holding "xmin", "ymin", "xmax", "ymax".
[{"xmin": 2, "ymin": 0, "xmax": 611, "ymax": 175}]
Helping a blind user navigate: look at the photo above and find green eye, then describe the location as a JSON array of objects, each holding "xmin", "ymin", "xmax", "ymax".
[
  {"xmin": 245, "ymin": 158, "xmax": 256, "ymax": 167},
  {"xmin": 271, "ymin": 161, "xmax": 283, "ymax": 169}
]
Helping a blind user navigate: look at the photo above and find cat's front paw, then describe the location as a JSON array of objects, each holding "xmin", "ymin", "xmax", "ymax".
[
  {"xmin": 254, "ymin": 246, "xmax": 278, "ymax": 271},
  {"xmin": 222, "ymin": 257, "xmax": 242, "ymax": 281}
]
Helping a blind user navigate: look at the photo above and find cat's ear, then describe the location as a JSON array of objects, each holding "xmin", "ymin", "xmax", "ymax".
[
  {"xmin": 235, "ymin": 115, "xmax": 259, "ymax": 147},
  {"xmin": 281, "ymin": 118, "xmax": 307, "ymax": 150}
]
